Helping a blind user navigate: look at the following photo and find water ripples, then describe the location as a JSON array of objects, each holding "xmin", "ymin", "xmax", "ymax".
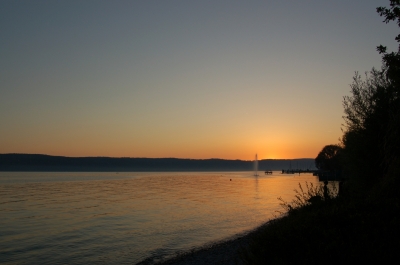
[{"xmin": 0, "ymin": 172, "xmax": 319, "ymax": 264}]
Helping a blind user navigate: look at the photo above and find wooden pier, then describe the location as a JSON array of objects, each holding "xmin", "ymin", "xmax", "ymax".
[
  {"xmin": 280, "ymin": 168, "xmax": 342, "ymax": 181},
  {"xmin": 281, "ymin": 169, "xmax": 317, "ymax": 175}
]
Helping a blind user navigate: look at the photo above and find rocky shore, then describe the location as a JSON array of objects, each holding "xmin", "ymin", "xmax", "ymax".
[{"xmin": 150, "ymin": 220, "xmax": 276, "ymax": 265}]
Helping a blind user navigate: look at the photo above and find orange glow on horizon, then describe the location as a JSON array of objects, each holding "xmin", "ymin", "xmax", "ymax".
[
  {"xmin": 1, "ymin": 118, "xmax": 340, "ymax": 160},
  {"xmin": 1, "ymin": 145, "xmax": 322, "ymax": 160}
]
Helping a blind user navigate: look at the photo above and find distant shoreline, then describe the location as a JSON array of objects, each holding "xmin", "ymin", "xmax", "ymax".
[{"xmin": 0, "ymin": 154, "xmax": 316, "ymax": 172}]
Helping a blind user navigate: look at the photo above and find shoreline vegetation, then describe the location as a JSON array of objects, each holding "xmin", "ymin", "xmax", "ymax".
[
  {"xmin": 154, "ymin": 1, "xmax": 400, "ymax": 263},
  {"xmin": 149, "ymin": 176, "xmax": 400, "ymax": 265}
]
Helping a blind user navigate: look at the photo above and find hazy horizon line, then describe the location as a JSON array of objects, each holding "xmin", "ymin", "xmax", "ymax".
[{"xmin": 1, "ymin": 153, "xmax": 314, "ymax": 161}]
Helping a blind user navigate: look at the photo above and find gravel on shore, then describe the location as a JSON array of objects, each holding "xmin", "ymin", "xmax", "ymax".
[{"xmin": 145, "ymin": 219, "xmax": 278, "ymax": 265}]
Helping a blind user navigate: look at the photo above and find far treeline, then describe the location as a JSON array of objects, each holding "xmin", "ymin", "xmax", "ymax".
[
  {"xmin": 241, "ymin": 1, "xmax": 400, "ymax": 264},
  {"xmin": 0, "ymin": 153, "xmax": 315, "ymax": 172}
]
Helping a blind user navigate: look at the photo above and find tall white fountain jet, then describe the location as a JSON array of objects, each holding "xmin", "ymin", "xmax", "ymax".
[{"xmin": 254, "ymin": 153, "xmax": 259, "ymax": 176}]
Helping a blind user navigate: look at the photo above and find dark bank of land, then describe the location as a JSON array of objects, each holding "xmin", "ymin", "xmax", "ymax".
[
  {"xmin": 240, "ymin": 178, "xmax": 400, "ymax": 264},
  {"xmin": 0, "ymin": 153, "xmax": 315, "ymax": 172}
]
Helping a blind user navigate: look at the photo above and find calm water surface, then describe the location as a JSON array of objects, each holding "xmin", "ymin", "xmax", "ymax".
[{"xmin": 0, "ymin": 171, "xmax": 319, "ymax": 264}]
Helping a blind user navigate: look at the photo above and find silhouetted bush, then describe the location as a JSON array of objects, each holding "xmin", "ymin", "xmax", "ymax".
[
  {"xmin": 315, "ymin": 145, "xmax": 343, "ymax": 171},
  {"xmin": 341, "ymin": 1, "xmax": 400, "ymax": 186},
  {"xmin": 277, "ymin": 181, "xmax": 337, "ymax": 215}
]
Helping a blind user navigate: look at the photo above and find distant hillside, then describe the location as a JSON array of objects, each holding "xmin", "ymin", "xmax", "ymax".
[{"xmin": 0, "ymin": 154, "xmax": 316, "ymax": 172}]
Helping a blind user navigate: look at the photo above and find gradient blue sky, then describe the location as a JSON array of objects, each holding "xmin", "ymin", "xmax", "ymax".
[{"xmin": 0, "ymin": 0, "xmax": 398, "ymax": 159}]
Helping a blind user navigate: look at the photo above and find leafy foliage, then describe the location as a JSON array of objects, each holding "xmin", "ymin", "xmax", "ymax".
[
  {"xmin": 377, "ymin": 0, "xmax": 400, "ymax": 45},
  {"xmin": 340, "ymin": 1, "xmax": 400, "ymax": 185},
  {"xmin": 315, "ymin": 144, "xmax": 342, "ymax": 171},
  {"xmin": 341, "ymin": 68, "xmax": 397, "ymax": 184},
  {"xmin": 377, "ymin": 0, "xmax": 400, "ymax": 86},
  {"xmin": 342, "ymin": 70, "xmax": 391, "ymax": 132},
  {"xmin": 277, "ymin": 182, "xmax": 337, "ymax": 215}
]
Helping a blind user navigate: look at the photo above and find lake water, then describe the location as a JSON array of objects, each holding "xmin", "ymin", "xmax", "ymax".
[{"xmin": 0, "ymin": 171, "xmax": 319, "ymax": 264}]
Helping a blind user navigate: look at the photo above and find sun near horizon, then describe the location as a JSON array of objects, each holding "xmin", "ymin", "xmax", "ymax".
[
  {"xmin": 0, "ymin": 137, "xmax": 333, "ymax": 161},
  {"xmin": 1, "ymin": 1, "xmax": 396, "ymax": 162}
]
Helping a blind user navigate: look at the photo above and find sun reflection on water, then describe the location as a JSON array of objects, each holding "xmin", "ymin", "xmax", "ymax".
[{"xmin": 0, "ymin": 171, "xmax": 319, "ymax": 264}]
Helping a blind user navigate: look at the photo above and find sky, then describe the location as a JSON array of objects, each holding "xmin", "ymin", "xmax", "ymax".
[{"xmin": 0, "ymin": 0, "xmax": 398, "ymax": 160}]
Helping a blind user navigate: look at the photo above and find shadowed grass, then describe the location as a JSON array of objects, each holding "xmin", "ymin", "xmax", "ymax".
[
  {"xmin": 240, "ymin": 177, "xmax": 400, "ymax": 264},
  {"xmin": 276, "ymin": 181, "xmax": 337, "ymax": 215}
]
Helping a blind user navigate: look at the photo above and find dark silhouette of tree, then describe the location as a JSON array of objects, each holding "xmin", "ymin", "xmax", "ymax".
[
  {"xmin": 341, "ymin": 0, "xmax": 400, "ymax": 185},
  {"xmin": 315, "ymin": 145, "xmax": 342, "ymax": 171},
  {"xmin": 377, "ymin": 1, "xmax": 400, "ymax": 86},
  {"xmin": 342, "ymin": 69, "xmax": 393, "ymax": 183},
  {"xmin": 376, "ymin": 1, "xmax": 400, "ymax": 178}
]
